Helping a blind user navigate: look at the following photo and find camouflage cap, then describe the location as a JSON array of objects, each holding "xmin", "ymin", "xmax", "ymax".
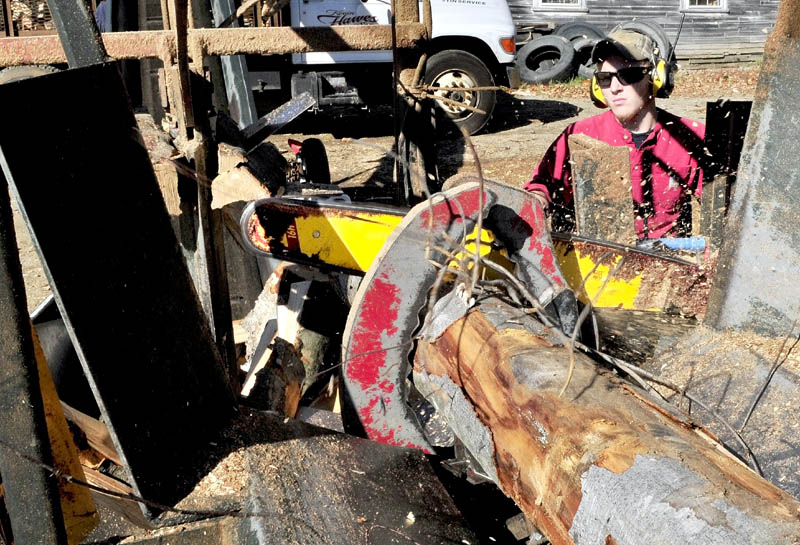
[{"xmin": 591, "ymin": 29, "xmax": 656, "ymax": 64}]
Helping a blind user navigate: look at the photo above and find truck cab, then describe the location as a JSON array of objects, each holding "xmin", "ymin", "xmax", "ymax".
[{"xmin": 251, "ymin": 0, "xmax": 518, "ymax": 134}]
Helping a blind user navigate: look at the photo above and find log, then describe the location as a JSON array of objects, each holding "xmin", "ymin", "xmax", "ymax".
[
  {"xmin": 413, "ymin": 297, "xmax": 800, "ymax": 545},
  {"xmin": 569, "ymin": 134, "xmax": 635, "ymax": 245}
]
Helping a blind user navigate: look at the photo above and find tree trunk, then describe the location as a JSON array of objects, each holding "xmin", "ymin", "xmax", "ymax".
[{"xmin": 414, "ymin": 297, "xmax": 800, "ymax": 545}]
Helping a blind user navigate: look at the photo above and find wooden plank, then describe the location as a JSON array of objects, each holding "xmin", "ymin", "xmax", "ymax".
[
  {"xmin": 568, "ymin": 133, "xmax": 636, "ymax": 245},
  {"xmin": 82, "ymin": 467, "xmax": 153, "ymax": 530},
  {"xmin": 508, "ymin": 1, "xmax": 778, "ymax": 51},
  {"xmin": 60, "ymin": 403, "xmax": 122, "ymax": 467}
]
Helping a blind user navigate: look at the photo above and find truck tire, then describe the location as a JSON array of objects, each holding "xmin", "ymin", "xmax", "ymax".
[
  {"xmin": 517, "ymin": 35, "xmax": 575, "ymax": 84},
  {"xmin": 0, "ymin": 64, "xmax": 60, "ymax": 84},
  {"xmin": 299, "ymin": 137, "xmax": 331, "ymax": 185},
  {"xmin": 573, "ymin": 37, "xmax": 599, "ymax": 79},
  {"xmin": 553, "ymin": 21, "xmax": 604, "ymax": 44},
  {"xmin": 424, "ymin": 50, "xmax": 496, "ymax": 136},
  {"xmin": 620, "ymin": 20, "xmax": 672, "ymax": 62}
]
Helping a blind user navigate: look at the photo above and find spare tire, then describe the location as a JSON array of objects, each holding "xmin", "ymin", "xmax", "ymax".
[
  {"xmin": 299, "ymin": 137, "xmax": 331, "ymax": 185},
  {"xmin": 619, "ymin": 20, "xmax": 672, "ymax": 62},
  {"xmin": 573, "ymin": 37, "xmax": 599, "ymax": 79},
  {"xmin": 553, "ymin": 21, "xmax": 604, "ymax": 44},
  {"xmin": 517, "ymin": 35, "xmax": 576, "ymax": 84}
]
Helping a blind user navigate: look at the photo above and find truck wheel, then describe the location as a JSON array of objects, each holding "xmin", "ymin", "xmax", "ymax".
[
  {"xmin": 0, "ymin": 65, "xmax": 60, "ymax": 84},
  {"xmin": 553, "ymin": 21, "xmax": 605, "ymax": 44},
  {"xmin": 517, "ymin": 35, "xmax": 575, "ymax": 84},
  {"xmin": 424, "ymin": 50, "xmax": 496, "ymax": 136},
  {"xmin": 299, "ymin": 138, "xmax": 331, "ymax": 185}
]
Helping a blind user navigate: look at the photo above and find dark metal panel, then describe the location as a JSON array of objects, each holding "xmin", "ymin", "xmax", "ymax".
[
  {"xmin": 0, "ymin": 63, "xmax": 237, "ymax": 515},
  {"xmin": 45, "ymin": 0, "xmax": 106, "ymax": 66},
  {"xmin": 701, "ymin": 99, "xmax": 752, "ymax": 252},
  {"xmin": 0, "ymin": 174, "xmax": 68, "ymax": 545}
]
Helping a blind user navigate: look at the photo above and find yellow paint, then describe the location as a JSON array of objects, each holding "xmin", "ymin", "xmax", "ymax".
[
  {"xmin": 31, "ymin": 322, "xmax": 99, "ymax": 544},
  {"xmin": 285, "ymin": 211, "xmax": 502, "ymax": 274},
  {"xmin": 450, "ymin": 227, "xmax": 498, "ymax": 269},
  {"xmin": 288, "ymin": 211, "xmax": 403, "ymax": 272},
  {"xmin": 555, "ymin": 242, "xmax": 649, "ymax": 310},
  {"xmin": 279, "ymin": 207, "xmax": 654, "ymax": 311}
]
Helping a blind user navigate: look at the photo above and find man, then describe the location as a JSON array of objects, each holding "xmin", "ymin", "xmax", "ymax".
[{"xmin": 525, "ymin": 29, "xmax": 706, "ymax": 240}]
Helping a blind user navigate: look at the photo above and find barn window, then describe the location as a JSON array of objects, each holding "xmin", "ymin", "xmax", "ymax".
[
  {"xmin": 535, "ymin": 0, "xmax": 586, "ymax": 9},
  {"xmin": 681, "ymin": 0, "xmax": 728, "ymax": 11}
]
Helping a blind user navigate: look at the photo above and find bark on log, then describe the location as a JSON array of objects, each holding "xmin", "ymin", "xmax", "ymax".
[{"xmin": 414, "ymin": 297, "xmax": 800, "ymax": 545}]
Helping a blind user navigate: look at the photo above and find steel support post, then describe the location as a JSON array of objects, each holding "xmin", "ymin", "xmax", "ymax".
[
  {"xmin": 210, "ymin": 0, "xmax": 258, "ymax": 128},
  {"xmin": 0, "ymin": 173, "xmax": 68, "ymax": 545},
  {"xmin": 705, "ymin": 0, "xmax": 800, "ymax": 335}
]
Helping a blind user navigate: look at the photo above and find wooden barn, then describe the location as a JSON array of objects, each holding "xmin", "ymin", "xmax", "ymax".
[{"xmin": 507, "ymin": 0, "xmax": 780, "ymax": 67}]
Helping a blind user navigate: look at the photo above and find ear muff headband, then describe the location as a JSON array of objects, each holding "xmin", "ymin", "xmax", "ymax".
[{"xmin": 589, "ymin": 59, "xmax": 673, "ymax": 107}]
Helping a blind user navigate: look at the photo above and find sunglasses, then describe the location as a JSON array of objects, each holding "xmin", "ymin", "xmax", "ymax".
[{"xmin": 594, "ymin": 66, "xmax": 651, "ymax": 88}]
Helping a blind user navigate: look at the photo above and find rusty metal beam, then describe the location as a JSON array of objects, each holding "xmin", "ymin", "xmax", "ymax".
[{"xmin": 0, "ymin": 24, "xmax": 427, "ymax": 66}]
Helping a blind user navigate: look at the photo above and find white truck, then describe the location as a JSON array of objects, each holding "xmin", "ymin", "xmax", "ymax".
[{"xmin": 249, "ymin": 0, "xmax": 519, "ymax": 134}]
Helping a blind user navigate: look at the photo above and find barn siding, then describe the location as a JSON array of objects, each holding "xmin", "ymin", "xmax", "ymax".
[{"xmin": 508, "ymin": 0, "xmax": 778, "ymax": 61}]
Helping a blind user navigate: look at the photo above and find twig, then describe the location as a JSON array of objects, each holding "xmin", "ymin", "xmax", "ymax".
[
  {"xmin": 457, "ymin": 124, "xmax": 484, "ymax": 299},
  {"xmin": 419, "ymin": 84, "xmax": 504, "ymax": 92},
  {"xmin": 574, "ymin": 250, "xmax": 615, "ymax": 298},
  {"xmin": 559, "ymin": 254, "xmax": 627, "ymax": 398},
  {"xmin": 607, "ymin": 360, "xmax": 762, "ymax": 475},
  {"xmin": 477, "ymin": 256, "xmax": 574, "ymax": 350},
  {"xmin": 420, "ymin": 91, "xmax": 486, "ymax": 115},
  {"xmin": 216, "ymin": 0, "xmax": 261, "ymax": 28},
  {"xmin": 365, "ymin": 524, "xmax": 425, "ymax": 545},
  {"xmin": 738, "ymin": 318, "xmax": 799, "ymax": 433}
]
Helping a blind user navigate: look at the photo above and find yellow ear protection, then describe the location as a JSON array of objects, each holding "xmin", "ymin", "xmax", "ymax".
[
  {"xmin": 589, "ymin": 58, "xmax": 672, "ymax": 107},
  {"xmin": 652, "ymin": 58, "xmax": 669, "ymax": 98},
  {"xmin": 590, "ymin": 74, "xmax": 607, "ymax": 108}
]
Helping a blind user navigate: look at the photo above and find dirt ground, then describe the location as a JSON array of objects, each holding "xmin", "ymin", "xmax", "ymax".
[
  {"xmin": 9, "ymin": 77, "xmax": 744, "ymax": 313},
  {"xmin": 266, "ymin": 92, "xmax": 710, "ymax": 191}
]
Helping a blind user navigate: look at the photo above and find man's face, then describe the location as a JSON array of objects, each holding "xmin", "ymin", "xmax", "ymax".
[{"xmin": 598, "ymin": 56, "xmax": 653, "ymax": 122}]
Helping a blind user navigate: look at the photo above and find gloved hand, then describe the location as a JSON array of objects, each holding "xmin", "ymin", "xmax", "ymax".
[{"xmin": 529, "ymin": 189, "xmax": 550, "ymax": 212}]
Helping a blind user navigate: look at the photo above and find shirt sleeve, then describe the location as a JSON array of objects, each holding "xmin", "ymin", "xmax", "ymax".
[{"xmin": 524, "ymin": 126, "xmax": 573, "ymax": 204}]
